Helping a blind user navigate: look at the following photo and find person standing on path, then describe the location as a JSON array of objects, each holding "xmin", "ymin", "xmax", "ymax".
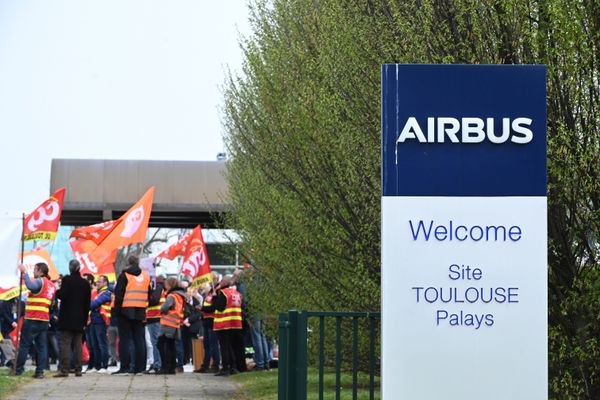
[
  {"xmin": 145, "ymin": 277, "xmax": 165, "ymax": 374},
  {"xmin": 194, "ymin": 283, "xmax": 219, "ymax": 373},
  {"xmin": 14, "ymin": 262, "xmax": 56, "ymax": 378},
  {"xmin": 112, "ymin": 255, "xmax": 151, "ymax": 375},
  {"xmin": 88, "ymin": 275, "xmax": 112, "ymax": 373},
  {"xmin": 53, "ymin": 260, "xmax": 91, "ymax": 378},
  {"xmin": 155, "ymin": 278, "xmax": 185, "ymax": 375},
  {"xmin": 202, "ymin": 276, "xmax": 243, "ymax": 377},
  {"xmin": 82, "ymin": 274, "xmax": 96, "ymax": 373}
]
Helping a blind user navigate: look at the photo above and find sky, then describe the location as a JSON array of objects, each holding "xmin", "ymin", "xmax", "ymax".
[{"xmin": 0, "ymin": 0, "xmax": 252, "ymax": 213}]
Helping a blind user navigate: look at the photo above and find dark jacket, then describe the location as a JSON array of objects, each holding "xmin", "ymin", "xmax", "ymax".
[
  {"xmin": 113, "ymin": 264, "xmax": 152, "ymax": 321},
  {"xmin": 0, "ymin": 298, "xmax": 16, "ymax": 337},
  {"xmin": 146, "ymin": 282, "xmax": 164, "ymax": 324},
  {"xmin": 90, "ymin": 285, "xmax": 113, "ymax": 325},
  {"xmin": 185, "ymin": 297, "xmax": 203, "ymax": 336},
  {"xmin": 56, "ymin": 271, "xmax": 91, "ymax": 332}
]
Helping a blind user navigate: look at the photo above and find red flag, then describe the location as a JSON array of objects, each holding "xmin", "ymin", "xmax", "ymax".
[
  {"xmin": 70, "ymin": 220, "xmax": 119, "ymax": 245},
  {"xmin": 157, "ymin": 231, "xmax": 191, "ymax": 260},
  {"xmin": 180, "ymin": 225, "xmax": 212, "ymax": 287},
  {"xmin": 91, "ymin": 187, "xmax": 155, "ymax": 265},
  {"xmin": 24, "ymin": 188, "xmax": 66, "ymax": 241},
  {"xmin": 70, "ymin": 239, "xmax": 117, "ymax": 281}
]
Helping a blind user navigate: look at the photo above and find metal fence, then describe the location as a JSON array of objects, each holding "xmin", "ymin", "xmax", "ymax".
[{"xmin": 278, "ymin": 310, "xmax": 381, "ymax": 400}]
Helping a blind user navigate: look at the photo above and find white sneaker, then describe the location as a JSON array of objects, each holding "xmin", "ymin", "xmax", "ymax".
[
  {"xmin": 86, "ymin": 369, "xmax": 95, "ymax": 374},
  {"xmin": 97, "ymin": 368, "xmax": 107, "ymax": 374}
]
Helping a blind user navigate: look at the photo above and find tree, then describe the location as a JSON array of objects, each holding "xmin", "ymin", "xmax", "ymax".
[{"xmin": 223, "ymin": 1, "xmax": 599, "ymax": 396}]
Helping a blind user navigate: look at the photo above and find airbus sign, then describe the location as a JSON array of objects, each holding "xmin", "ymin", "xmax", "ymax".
[{"xmin": 396, "ymin": 117, "xmax": 533, "ymax": 144}]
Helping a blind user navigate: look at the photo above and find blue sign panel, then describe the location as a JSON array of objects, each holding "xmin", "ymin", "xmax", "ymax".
[{"xmin": 382, "ymin": 64, "xmax": 546, "ymax": 197}]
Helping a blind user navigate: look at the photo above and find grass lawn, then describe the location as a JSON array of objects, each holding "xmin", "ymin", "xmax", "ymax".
[
  {"xmin": 232, "ymin": 368, "xmax": 380, "ymax": 400},
  {"xmin": 0, "ymin": 368, "xmax": 33, "ymax": 399}
]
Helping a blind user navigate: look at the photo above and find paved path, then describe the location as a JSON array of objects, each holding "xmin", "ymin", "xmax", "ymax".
[{"xmin": 5, "ymin": 368, "xmax": 241, "ymax": 400}]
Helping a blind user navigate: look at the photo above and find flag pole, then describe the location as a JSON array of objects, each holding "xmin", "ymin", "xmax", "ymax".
[{"xmin": 11, "ymin": 213, "xmax": 26, "ymax": 375}]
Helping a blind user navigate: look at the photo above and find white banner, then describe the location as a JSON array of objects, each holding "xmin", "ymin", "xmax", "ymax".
[{"xmin": 0, "ymin": 213, "xmax": 22, "ymax": 295}]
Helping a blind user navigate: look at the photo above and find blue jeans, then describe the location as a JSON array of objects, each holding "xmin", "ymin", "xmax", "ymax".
[
  {"xmin": 250, "ymin": 318, "xmax": 270, "ymax": 369},
  {"xmin": 175, "ymin": 337, "xmax": 184, "ymax": 368},
  {"xmin": 16, "ymin": 319, "xmax": 48, "ymax": 374},
  {"xmin": 201, "ymin": 324, "xmax": 220, "ymax": 370},
  {"xmin": 89, "ymin": 324, "xmax": 109, "ymax": 369},
  {"xmin": 147, "ymin": 322, "xmax": 161, "ymax": 370}
]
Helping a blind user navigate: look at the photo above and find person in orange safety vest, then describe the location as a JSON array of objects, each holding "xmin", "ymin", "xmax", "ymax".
[
  {"xmin": 153, "ymin": 277, "xmax": 185, "ymax": 375},
  {"xmin": 111, "ymin": 255, "xmax": 151, "ymax": 375}
]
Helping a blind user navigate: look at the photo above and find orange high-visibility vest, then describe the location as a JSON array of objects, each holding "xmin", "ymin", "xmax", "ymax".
[
  {"xmin": 24, "ymin": 277, "xmax": 55, "ymax": 322},
  {"xmin": 146, "ymin": 290, "xmax": 166, "ymax": 321},
  {"xmin": 159, "ymin": 292, "xmax": 184, "ymax": 329},
  {"xmin": 213, "ymin": 287, "xmax": 242, "ymax": 331},
  {"xmin": 122, "ymin": 272, "xmax": 150, "ymax": 308},
  {"xmin": 202, "ymin": 293, "xmax": 216, "ymax": 320}
]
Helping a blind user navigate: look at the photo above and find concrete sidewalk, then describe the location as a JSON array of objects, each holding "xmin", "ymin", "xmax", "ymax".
[{"xmin": 5, "ymin": 370, "xmax": 241, "ymax": 400}]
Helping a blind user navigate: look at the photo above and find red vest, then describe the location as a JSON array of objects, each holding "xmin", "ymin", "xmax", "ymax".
[
  {"xmin": 122, "ymin": 272, "xmax": 150, "ymax": 308},
  {"xmin": 24, "ymin": 277, "xmax": 55, "ymax": 322},
  {"xmin": 213, "ymin": 287, "xmax": 242, "ymax": 331},
  {"xmin": 146, "ymin": 290, "xmax": 166, "ymax": 322},
  {"xmin": 160, "ymin": 293, "xmax": 184, "ymax": 329}
]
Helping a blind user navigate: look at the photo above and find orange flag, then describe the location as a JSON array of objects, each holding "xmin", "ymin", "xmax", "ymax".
[
  {"xmin": 24, "ymin": 188, "xmax": 66, "ymax": 241},
  {"xmin": 70, "ymin": 239, "xmax": 117, "ymax": 281},
  {"xmin": 181, "ymin": 225, "xmax": 212, "ymax": 287},
  {"xmin": 90, "ymin": 187, "xmax": 155, "ymax": 265},
  {"xmin": 70, "ymin": 220, "xmax": 119, "ymax": 245},
  {"xmin": 157, "ymin": 231, "xmax": 191, "ymax": 260}
]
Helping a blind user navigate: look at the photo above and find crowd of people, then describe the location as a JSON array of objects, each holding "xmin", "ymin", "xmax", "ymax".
[{"xmin": 0, "ymin": 255, "xmax": 273, "ymax": 379}]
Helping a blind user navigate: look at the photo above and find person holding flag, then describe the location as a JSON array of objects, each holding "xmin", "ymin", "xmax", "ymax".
[{"xmin": 14, "ymin": 262, "xmax": 56, "ymax": 378}]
